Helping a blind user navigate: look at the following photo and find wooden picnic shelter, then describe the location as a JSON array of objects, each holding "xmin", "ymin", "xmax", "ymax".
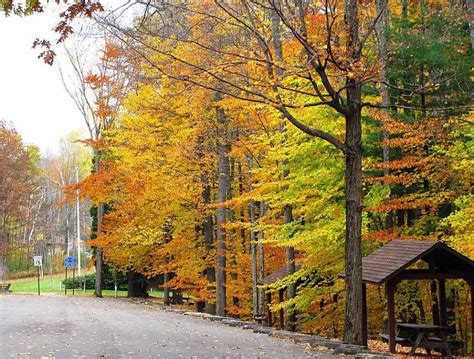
[
  {"xmin": 259, "ymin": 264, "xmax": 302, "ymax": 329},
  {"xmin": 342, "ymin": 239, "xmax": 474, "ymax": 354}
]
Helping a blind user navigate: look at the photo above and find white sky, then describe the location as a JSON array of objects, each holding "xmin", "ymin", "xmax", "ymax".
[
  {"xmin": 0, "ymin": 6, "xmax": 87, "ymax": 154},
  {"xmin": 0, "ymin": 1, "xmax": 131, "ymax": 155}
]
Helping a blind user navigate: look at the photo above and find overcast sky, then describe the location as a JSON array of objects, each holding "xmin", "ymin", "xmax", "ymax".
[
  {"xmin": 0, "ymin": 1, "xmax": 140, "ymax": 155},
  {"xmin": 0, "ymin": 6, "xmax": 86, "ymax": 154}
]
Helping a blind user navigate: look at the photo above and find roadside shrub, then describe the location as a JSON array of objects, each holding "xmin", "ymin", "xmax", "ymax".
[{"xmin": 62, "ymin": 268, "xmax": 127, "ymax": 290}]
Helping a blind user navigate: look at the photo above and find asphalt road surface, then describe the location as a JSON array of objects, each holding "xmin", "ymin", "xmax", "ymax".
[{"xmin": 1, "ymin": 294, "xmax": 334, "ymax": 358}]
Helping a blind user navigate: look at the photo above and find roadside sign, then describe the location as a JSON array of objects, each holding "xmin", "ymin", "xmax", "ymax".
[
  {"xmin": 64, "ymin": 256, "xmax": 77, "ymax": 268},
  {"xmin": 33, "ymin": 256, "xmax": 42, "ymax": 295},
  {"xmin": 33, "ymin": 256, "xmax": 42, "ymax": 267}
]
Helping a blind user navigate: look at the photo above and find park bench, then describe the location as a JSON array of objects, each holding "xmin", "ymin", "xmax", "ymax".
[
  {"xmin": 0, "ymin": 283, "xmax": 12, "ymax": 292},
  {"xmin": 380, "ymin": 333, "xmax": 413, "ymax": 347}
]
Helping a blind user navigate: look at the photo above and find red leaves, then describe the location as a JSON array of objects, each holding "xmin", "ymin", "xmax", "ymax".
[
  {"xmin": 31, "ymin": 1, "xmax": 104, "ymax": 65},
  {"xmin": 32, "ymin": 39, "xmax": 55, "ymax": 65}
]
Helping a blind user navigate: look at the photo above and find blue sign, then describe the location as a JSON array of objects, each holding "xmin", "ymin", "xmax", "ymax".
[{"xmin": 64, "ymin": 256, "xmax": 77, "ymax": 268}]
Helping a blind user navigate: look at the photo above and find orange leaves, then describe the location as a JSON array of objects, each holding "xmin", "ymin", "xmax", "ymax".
[
  {"xmin": 84, "ymin": 73, "xmax": 110, "ymax": 89},
  {"xmin": 102, "ymin": 43, "xmax": 122, "ymax": 60},
  {"xmin": 373, "ymin": 197, "xmax": 432, "ymax": 213}
]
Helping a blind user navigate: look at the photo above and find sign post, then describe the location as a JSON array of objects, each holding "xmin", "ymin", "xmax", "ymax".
[
  {"xmin": 72, "ymin": 265, "xmax": 75, "ymax": 295},
  {"xmin": 64, "ymin": 257, "xmax": 77, "ymax": 295},
  {"xmin": 33, "ymin": 256, "xmax": 42, "ymax": 295}
]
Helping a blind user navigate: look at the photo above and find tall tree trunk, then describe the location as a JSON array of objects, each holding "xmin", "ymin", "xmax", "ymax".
[
  {"xmin": 65, "ymin": 209, "xmax": 70, "ymax": 255},
  {"xmin": 284, "ymin": 204, "xmax": 296, "ymax": 331},
  {"xmin": 163, "ymin": 270, "xmax": 170, "ymax": 305},
  {"xmin": 203, "ymin": 181, "xmax": 216, "ymax": 314},
  {"xmin": 343, "ymin": 0, "xmax": 364, "ymax": 345},
  {"xmin": 248, "ymin": 155, "xmax": 258, "ymax": 318},
  {"xmin": 215, "ymin": 95, "xmax": 230, "ymax": 317},
  {"xmin": 375, "ymin": 0, "xmax": 393, "ymax": 229},
  {"xmin": 375, "ymin": 0, "xmax": 390, "ymax": 175},
  {"xmin": 271, "ymin": 4, "xmax": 296, "ymax": 331},
  {"xmin": 467, "ymin": 0, "xmax": 474, "ymax": 51},
  {"xmin": 228, "ymin": 160, "xmax": 238, "ymax": 307},
  {"xmin": 250, "ymin": 200, "xmax": 258, "ymax": 316},
  {"xmin": 162, "ymin": 218, "xmax": 173, "ymax": 305},
  {"xmin": 343, "ymin": 108, "xmax": 363, "ymax": 345},
  {"xmin": 94, "ymin": 151, "xmax": 104, "ymax": 298},
  {"xmin": 343, "ymin": 103, "xmax": 366, "ymax": 347},
  {"xmin": 258, "ymin": 201, "xmax": 266, "ymax": 316},
  {"xmin": 237, "ymin": 161, "xmax": 247, "ymax": 253},
  {"xmin": 196, "ymin": 133, "xmax": 217, "ymax": 314},
  {"xmin": 127, "ymin": 270, "xmax": 148, "ymax": 298},
  {"xmin": 95, "ymin": 203, "xmax": 104, "ymax": 297}
]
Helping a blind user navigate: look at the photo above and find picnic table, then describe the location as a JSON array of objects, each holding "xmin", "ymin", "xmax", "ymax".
[{"xmin": 396, "ymin": 323, "xmax": 454, "ymax": 356}]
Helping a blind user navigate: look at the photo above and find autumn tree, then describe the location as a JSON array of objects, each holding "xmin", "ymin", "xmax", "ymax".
[
  {"xmin": 101, "ymin": 0, "xmax": 390, "ymax": 344},
  {"xmin": 0, "ymin": 120, "xmax": 42, "ymax": 279},
  {"xmin": 61, "ymin": 37, "xmax": 132, "ymax": 296}
]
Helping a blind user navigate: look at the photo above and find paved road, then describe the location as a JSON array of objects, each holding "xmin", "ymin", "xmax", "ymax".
[{"xmin": 0, "ymin": 295, "xmax": 333, "ymax": 358}]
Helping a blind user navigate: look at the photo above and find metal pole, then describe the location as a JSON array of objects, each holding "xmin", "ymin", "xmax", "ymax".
[
  {"xmin": 73, "ymin": 266, "xmax": 75, "ymax": 296},
  {"xmin": 65, "ymin": 268, "xmax": 68, "ymax": 295},
  {"xmin": 76, "ymin": 166, "xmax": 81, "ymax": 276},
  {"xmin": 37, "ymin": 265, "xmax": 40, "ymax": 296}
]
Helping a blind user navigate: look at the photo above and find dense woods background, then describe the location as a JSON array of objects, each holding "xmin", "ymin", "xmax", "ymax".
[{"xmin": 1, "ymin": 0, "xmax": 473, "ymax": 354}]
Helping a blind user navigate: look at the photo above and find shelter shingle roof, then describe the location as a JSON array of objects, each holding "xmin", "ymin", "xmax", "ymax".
[
  {"xmin": 340, "ymin": 239, "xmax": 474, "ymax": 284},
  {"xmin": 259, "ymin": 264, "xmax": 302, "ymax": 285}
]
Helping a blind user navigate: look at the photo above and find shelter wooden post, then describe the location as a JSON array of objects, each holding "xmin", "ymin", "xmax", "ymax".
[
  {"xmin": 386, "ymin": 280, "xmax": 396, "ymax": 353},
  {"xmin": 279, "ymin": 288, "xmax": 284, "ymax": 328},
  {"xmin": 362, "ymin": 282, "xmax": 368, "ymax": 347},
  {"xmin": 266, "ymin": 292, "xmax": 272, "ymax": 327},
  {"xmin": 438, "ymin": 279, "xmax": 447, "ymax": 327}
]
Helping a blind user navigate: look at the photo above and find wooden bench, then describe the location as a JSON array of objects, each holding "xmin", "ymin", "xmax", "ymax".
[
  {"xmin": 380, "ymin": 333, "xmax": 413, "ymax": 347},
  {"xmin": 381, "ymin": 330, "xmax": 461, "ymax": 356},
  {"xmin": 0, "ymin": 283, "xmax": 11, "ymax": 292}
]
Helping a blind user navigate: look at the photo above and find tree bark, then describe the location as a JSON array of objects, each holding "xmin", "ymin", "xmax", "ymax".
[
  {"xmin": 215, "ymin": 95, "xmax": 230, "ymax": 317},
  {"xmin": 196, "ymin": 133, "xmax": 217, "ymax": 315},
  {"xmin": 343, "ymin": 106, "xmax": 364, "ymax": 345},
  {"xmin": 271, "ymin": 4, "xmax": 296, "ymax": 331},
  {"xmin": 375, "ymin": 0, "xmax": 393, "ymax": 229},
  {"xmin": 94, "ymin": 201, "xmax": 104, "ymax": 298},
  {"xmin": 468, "ymin": 0, "xmax": 474, "ymax": 51},
  {"xmin": 127, "ymin": 270, "xmax": 148, "ymax": 298},
  {"xmin": 92, "ymin": 149, "xmax": 105, "ymax": 297},
  {"xmin": 375, "ymin": 0, "xmax": 390, "ymax": 175},
  {"xmin": 250, "ymin": 199, "xmax": 258, "ymax": 318},
  {"xmin": 342, "ymin": 0, "xmax": 364, "ymax": 345},
  {"xmin": 248, "ymin": 155, "xmax": 259, "ymax": 318},
  {"xmin": 258, "ymin": 201, "xmax": 266, "ymax": 316},
  {"xmin": 284, "ymin": 205, "xmax": 296, "ymax": 331},
  {"xmin": 163, "ymin": 270, "xmax": 170, "ymax": 305},
  {"xmin": 203, "ymin": 183, "xmax": 216, "ymax": 314}
]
